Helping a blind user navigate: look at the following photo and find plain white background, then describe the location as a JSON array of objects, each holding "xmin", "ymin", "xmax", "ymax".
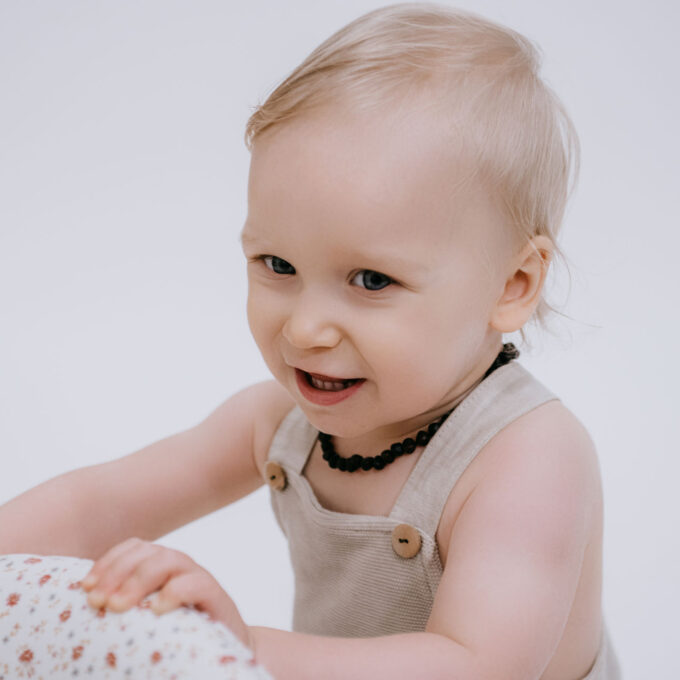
[{"xmin": 1, "ymin": 1, "xmax": 678, "ymax": 677}]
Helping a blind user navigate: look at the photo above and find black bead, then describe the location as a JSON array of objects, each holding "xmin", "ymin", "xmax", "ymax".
[
  {"xmin": 373, "ymin": 457, "xmax": 385, "ymax": 470},
  {"xmin": 415, "ymin": 431, "xmax": 429, "ymax": 447},
  {"xmin": 348, "ymin": 455, "xmax": 363, "ymax": 472},
  {"xmin": 322, "ymin": 450, "xmax": 332, "ymax": 461},
  {"xmin": 502, "ymin": 342, "xmax": 519, "ymax": 359},
  {"xmin": 390, "ymin": 443, "xmax": 403, "ymax": 456},
  {"xmin": 427, "ymin": 421, "xmax": 440, "ymax": 436},
  {"xmin": 361, "ymin": 457, "xmax": 374, "ymax": 471},
  {"xmin": 403, "ymin": 438, "xmax": 416, "ymax": 454},
  {"xmin": 381, "ymin": 449, "xmax": 395, "ymax": 464},
  {"xmin": 337, "ymin": 457, "xmax": 348, "ymax": 472},
  {"xmin": 328, "ymin": 453, "xmax": 339, "ymax": 469},
  {"xmin": 320, "ymin": 438, "xmax": 334, "ymax": 453}
]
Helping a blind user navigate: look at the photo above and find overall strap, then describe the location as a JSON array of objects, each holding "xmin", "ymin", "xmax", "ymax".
[
  {"xmin": 389, "ymin": 361, "xmax": 559, "ymax": 535},
  {"xmin": 266, "ymin": 404, "xmax": 318, "ymax": 474}
]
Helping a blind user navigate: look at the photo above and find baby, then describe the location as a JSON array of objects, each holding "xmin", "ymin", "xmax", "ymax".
[{"xmin": 0, "ymin": 3, "xmax": 621, "ymax": 679}]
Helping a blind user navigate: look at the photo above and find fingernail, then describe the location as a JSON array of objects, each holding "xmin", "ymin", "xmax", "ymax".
[
  {"xmin": 88, "ymin": 590, "xmax": 106, "ymax": 607},
  {"xmin": 108, "ymin": 594, "xmax": 128, "ymax": 610},
  {"xmin": 81, "ymin": 574, "xmax": 97, "ymax": 589},
  {"xmin": 150, "ymin": 597, "xmax": 171, "ymax": 615}
]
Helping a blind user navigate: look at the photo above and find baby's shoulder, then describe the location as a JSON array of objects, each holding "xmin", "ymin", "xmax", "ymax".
[
  {"xmin": 476, "ymin": 399, "xmax": 602, "ymax": 514},
  {"xmin": 248, "ymin": 380, "xmax": 296, "ymax": 478},
  {"xmin": 436, "ymin": 399, "xmax": 603, "ymax": 570},
  {"xmin": 502, "ymin": 398, "xmax": 596, "ymax": 449}
]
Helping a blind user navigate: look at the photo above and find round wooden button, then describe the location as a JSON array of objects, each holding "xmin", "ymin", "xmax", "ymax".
[
  {"xmin": 391, "ymin": 524, "xmax": 422, "ymax": 558},
  {"xmin": 265, "ymin": 461, "xmax": 287, "ymax": 491}
]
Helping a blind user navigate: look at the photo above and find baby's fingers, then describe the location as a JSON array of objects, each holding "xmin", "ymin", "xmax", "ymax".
[
  {"xmin": 101, "ymin": 548, "xmax": 196, "ymax": 613},
  {"xmin": 84, "ymin": 538, "xmax": 159, "ymax": 608},
  {"xmin": 106, "ymin": 549, "xmax": 193, "ymax": 612},
  {"xmin": 82, "ymin": 537, "xmax": 146, "ymax": 590},
  {"xmin": 150, "ymin": 571, "xmax": 215, "ymax": 617}
]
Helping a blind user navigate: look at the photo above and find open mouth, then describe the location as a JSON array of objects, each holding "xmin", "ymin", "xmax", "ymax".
[
  {"xmin": 294, "ymin": 368, "xmax": 365, "ymax": 405},
  {"xmin": 304, "ymin": 371, "xmax": 361, "ymax": 392}
]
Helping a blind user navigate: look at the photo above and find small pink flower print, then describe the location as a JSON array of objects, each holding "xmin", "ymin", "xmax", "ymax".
[
  {"xmin": 59, "ymin": 609, "xmax": 71, "ymax": 622},
  {"xmin": 19, "ymin": 648, "xmax": 34, "ymax": 662},
  {"xmin": 7, "ymin": 592, "xmax": 20, "ymax": 606},
  {"xmin": 151, "ymin": 651, "xmax": 162, "ymax": 664},
  {"xmin": 72, "ymin": 645, "xmax": 84, "ymax": 660},
  {"xmin": 24, "ymin": 557, "xmax": 42, "ymax": 564},
  {"xmin": 138, "ymin": 599, "xmax": 152, "ymax": 609},
  {"xmin": 248, "ymin": 658, "xmax": 257, "ymax": 666},
  {"xmin": 219, "ymin": 655, "xmax": 237, "ymax": 664},
  {"xmin": 39, "ymin": 574, "xmax": 51, "ymax": 586},
  {"xmin": 68, "ymin": 581, "xmax": 82, "ymax": 590},
  {"xmin": 106, "ymin": 651, "xmax": 117, "ymax": 668}
]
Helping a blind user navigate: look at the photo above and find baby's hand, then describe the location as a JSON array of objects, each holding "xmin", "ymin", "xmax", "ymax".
[{"xmin": 80, "ymin": 537, "xmax": 252, "ymax": 648}]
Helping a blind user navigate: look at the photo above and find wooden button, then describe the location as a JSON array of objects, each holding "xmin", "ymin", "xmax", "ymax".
[
  {"xmin": 391, "ymin": 524, "xmax": 421, "ymax": 558},
  {"xmin": 265, "ymin": 461, "xmax": 287, "ymax": 491}
]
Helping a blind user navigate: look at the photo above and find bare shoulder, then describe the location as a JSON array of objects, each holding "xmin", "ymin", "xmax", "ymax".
[
  {"xmin": 512, "ymin": 399, "xmax": 600, "ymax": 472},
  {"xmin": 439, "ymin": 398, "xmax": 603, "ymax": 561},
  {"xmin": 248, "ymin": 380, "xmax": 296, "ymax": 478},
  {"xmin": 478, "ymin": 398, "xmax": 603, "ymax": 526}
]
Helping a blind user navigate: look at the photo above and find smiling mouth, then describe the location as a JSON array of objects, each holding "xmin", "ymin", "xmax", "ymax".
[{"xmin": 304, "ymin": 371, "xmax": 362, "ymax": 392}]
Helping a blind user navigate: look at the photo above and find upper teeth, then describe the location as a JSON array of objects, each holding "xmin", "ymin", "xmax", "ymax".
[{"xmin": 310, "ymin": 375, "xmax": 352, "ymax": 391}]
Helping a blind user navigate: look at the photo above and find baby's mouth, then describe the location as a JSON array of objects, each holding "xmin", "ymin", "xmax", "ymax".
[{"xmin": 304, "ymin": 371, "xmax": 362, "ymax": 392}]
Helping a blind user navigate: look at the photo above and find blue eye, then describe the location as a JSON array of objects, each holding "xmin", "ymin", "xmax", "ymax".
[
  {"xmin": 352, "ymin": 270, "xmax": 392, "ymax": 291},
  {"xmin": 263, "ymin": 256, "xmax": 295, "ymax": 275}
]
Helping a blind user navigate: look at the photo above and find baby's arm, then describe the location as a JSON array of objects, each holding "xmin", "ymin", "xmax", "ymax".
[
  {"xmin": 250, "ymin": 410, "xmax": 597, "ymax": 680},
  {"xmin": 0, "ymin": 380, "xmax": 290, "ymax": 559}
]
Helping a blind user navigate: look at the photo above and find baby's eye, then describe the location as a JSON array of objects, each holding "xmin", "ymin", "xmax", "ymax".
[
  {"xmin": 263, "ymin": 255, "xmax": 296, "ymax": 275},
  {"xmin": 351, "ymin": 270, "xmax": 393, "ymax": 291}
]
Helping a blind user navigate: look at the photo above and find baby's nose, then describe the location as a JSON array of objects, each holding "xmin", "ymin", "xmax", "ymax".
[{"xmin": 282, "ymin": 299, "xmax": 342, "ymax": 349}]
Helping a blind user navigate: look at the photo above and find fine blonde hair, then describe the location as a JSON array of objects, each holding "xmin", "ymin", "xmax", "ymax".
[{"xmin": 245, "ymin": 3, "xmax": 579, "ymax": 348}]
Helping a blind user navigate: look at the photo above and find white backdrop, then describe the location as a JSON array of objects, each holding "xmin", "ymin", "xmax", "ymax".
[{"xmin": 1, "ymin": 1, "xmax": 678, "ymax": 677}]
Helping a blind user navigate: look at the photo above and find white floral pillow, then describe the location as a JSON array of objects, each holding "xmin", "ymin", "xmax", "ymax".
[{"xmin": 0, "ymin": 554, "xmax": 275, "ymax": 679}]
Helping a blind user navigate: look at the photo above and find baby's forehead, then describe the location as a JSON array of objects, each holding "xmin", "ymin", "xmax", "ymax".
[
  {"xmin": 254, "ymin": 102, "xmax": 473, "ymax": 198},
  {"xmin": 251, "ymin": 104, "xmax": 508, "ymax": 236}
]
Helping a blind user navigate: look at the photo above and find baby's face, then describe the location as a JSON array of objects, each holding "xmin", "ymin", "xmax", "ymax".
[{"xmin": 242, "ymin": 105, "xmax": 514, "ymax": 440}]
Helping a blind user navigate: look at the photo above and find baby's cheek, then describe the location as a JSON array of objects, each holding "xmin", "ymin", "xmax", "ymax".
[{"xmin": 246, "ymin": 293, "xmax": 281, "ymax": 349}]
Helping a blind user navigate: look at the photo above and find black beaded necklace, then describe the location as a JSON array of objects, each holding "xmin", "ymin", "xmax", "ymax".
[{"xmin": 318, "ymin": 342, "xmax": 520, "ymax": 473}]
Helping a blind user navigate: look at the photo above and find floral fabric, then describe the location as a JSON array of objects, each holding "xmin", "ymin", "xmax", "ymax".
[{"xmin": 0, "ymin": 554, "xmax": 275, "ymax": 679}]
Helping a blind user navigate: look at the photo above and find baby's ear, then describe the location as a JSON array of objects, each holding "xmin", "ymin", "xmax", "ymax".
[{"xmin": 489, "ymin": 236, "xmax": 553, "ymax": 333}]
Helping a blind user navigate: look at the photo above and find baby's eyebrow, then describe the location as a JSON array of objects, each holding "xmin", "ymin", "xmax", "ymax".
[{"xmin": 346, "ymin": 249, "xmax": 429, "ymax": 276}]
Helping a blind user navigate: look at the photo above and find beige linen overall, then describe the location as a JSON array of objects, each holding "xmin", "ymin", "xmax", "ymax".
[{"xmin": 265, "ymin": 361, "xmax": 621, "ymax": 679}]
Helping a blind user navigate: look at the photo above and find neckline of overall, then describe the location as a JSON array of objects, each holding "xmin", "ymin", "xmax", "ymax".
[{"xmin": 288, "ymin": 360, "xmax": 525, "ymax": 527}]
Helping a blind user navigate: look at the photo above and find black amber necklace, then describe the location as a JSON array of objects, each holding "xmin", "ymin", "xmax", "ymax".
[{"xmin": 318, "ymin": 342, "xmax": 520, "ymax": 473}]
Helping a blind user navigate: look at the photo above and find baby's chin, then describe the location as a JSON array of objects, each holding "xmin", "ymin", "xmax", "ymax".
[
  {"xmin": 293, "ymin": 400, "xmax": 378, "ymax": 439},
  {"xmin": 298, "ymin": 406, "xmax": 426, "ymax": 450}
]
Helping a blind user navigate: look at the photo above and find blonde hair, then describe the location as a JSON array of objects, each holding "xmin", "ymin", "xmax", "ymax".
[{"xmin": 245, "ymin": 2, "xmax": 579, "ymax": 349}]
